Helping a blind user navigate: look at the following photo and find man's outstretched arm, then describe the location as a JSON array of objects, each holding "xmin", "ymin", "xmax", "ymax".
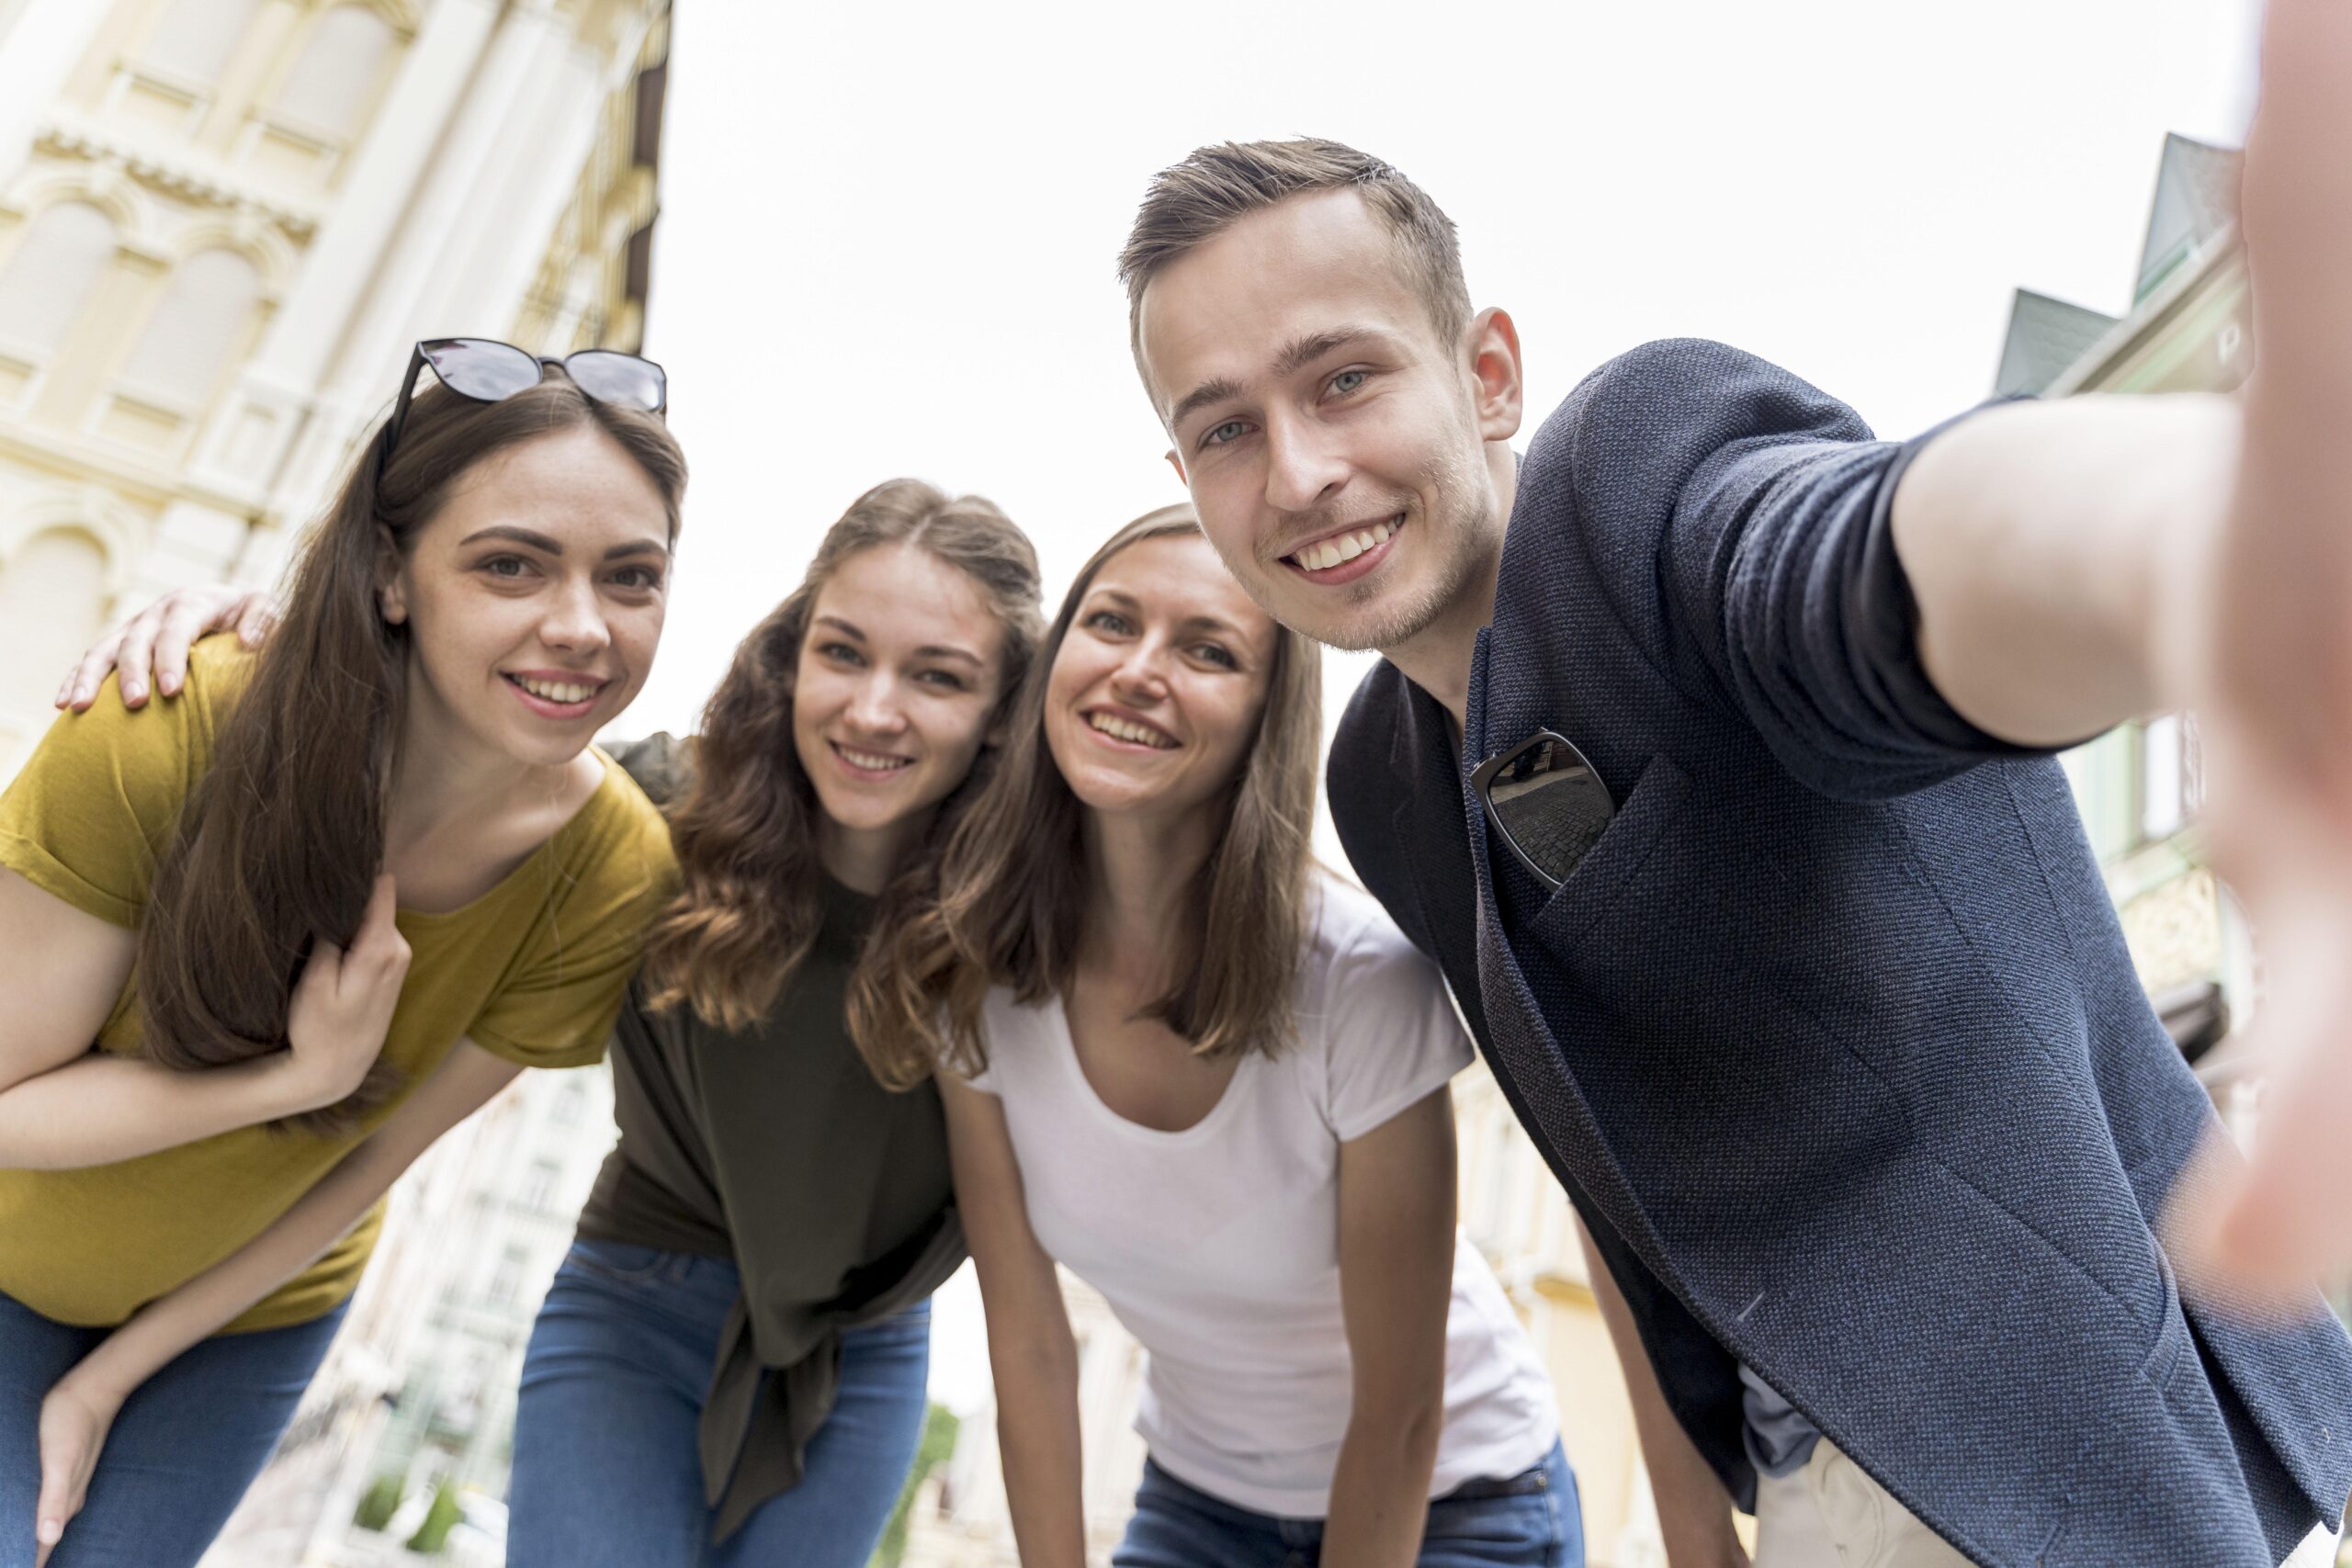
[{"xmin": 1892, "ymin": 0, "xmax": 2352, "ymax": 1295}]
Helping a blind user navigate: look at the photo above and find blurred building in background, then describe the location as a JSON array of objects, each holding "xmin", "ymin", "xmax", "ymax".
[
  {"xmin": 0, "ymin": 0, "xmax": 670, "ymax": 781},
  {"xmin": 0, "ymin": 1, "xmax": 670, "ymax": 1562}
]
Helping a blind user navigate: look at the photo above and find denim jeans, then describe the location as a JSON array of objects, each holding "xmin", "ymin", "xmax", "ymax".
[
  {"xmin": 507, "ymin": 1238, "xmax": 932, "ymax": 1568},
  {"xmin": 1114, "ymin": 1439, "xmax": 1581, "ymax": 1568},
  {"xmin": 0, "ymin": 1289, "xmax": 348, "ymax": 1568}
]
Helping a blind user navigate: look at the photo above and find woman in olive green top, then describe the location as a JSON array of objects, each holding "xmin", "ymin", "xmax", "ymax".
[
  {"xmin": 77, "ymin": 478, "xmax": 1046, "ymax": 1566},
  {"xmin": 1, "ymin": 348, "xmax": 684, "ymax": 1567}
]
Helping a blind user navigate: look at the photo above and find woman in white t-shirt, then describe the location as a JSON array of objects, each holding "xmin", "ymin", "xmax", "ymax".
[{"xmin": 880, "ymin": 506, "xmax": 1576, "ymax": 1567}]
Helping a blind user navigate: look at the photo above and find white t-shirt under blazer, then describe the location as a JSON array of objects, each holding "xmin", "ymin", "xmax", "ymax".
[{"xmin": 966, "ymin": 876, "xmax": 1560, "ymax": 1518}]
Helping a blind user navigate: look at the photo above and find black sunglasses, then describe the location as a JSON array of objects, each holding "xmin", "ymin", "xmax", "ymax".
[
  {"xmin": 1470, "ymin": 729, "xmax": 1616, "ymax": 892},
  {"xmin": 381, "ymin": 337, "xmax": 667, "ymax": 470}
]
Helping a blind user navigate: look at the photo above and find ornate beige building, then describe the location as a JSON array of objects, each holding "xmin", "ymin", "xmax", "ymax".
[{"xmin": 0, "ymin": 0, "xmax": 671, "ymax": 780}]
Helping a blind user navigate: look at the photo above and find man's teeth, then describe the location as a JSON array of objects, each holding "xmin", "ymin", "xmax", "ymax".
[
  {"xmin": 514, "ymin": 675, "xmax": 597, "ymax": 705},
  {"xmin": 838, "ymin": 745, "xmax": 911, "ymax": 771},
  {"xmin": 1293, "ymin": 518, "xmax": 1397, "ymax": 572},
  {"xmin": 1088, "ymin": 712, "xmax": 1176, "ymax": 749}
]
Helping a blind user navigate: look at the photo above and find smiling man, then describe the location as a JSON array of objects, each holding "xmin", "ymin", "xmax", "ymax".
[{"xmin": 1116, "ymin": 22, "xmax": 2352, "ymax": 1568}]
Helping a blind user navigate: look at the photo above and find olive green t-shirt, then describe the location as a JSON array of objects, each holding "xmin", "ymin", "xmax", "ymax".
[{"xmin": 0, "ymin": 635, "xmax": 675, "ymax": 1331}]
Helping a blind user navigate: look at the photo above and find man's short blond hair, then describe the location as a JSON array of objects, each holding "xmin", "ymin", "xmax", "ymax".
[{"xmin": 1119, "ymin": 138, "xmax": 1471, "ymax": 359}]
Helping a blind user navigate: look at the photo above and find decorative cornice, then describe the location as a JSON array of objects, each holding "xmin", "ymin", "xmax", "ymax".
[{"xmin": 33, "ymin": 118, "xmax": 321, "ymax": 240}]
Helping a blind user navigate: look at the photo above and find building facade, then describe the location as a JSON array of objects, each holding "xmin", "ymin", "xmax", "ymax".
[{"xmin": 0, "ymin": 0, "xmax": 670, "ymax": 781}]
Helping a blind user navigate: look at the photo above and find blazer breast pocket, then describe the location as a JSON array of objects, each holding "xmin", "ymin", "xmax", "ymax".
[{"xmin": 1522, "ymin": 750, "xmax": 1693, "ymax": 959}]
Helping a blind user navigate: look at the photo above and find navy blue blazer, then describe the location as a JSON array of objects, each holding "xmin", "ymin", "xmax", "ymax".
[{"xmin": 1329, "ymin": 340, "xmax": 2352, "ymax": 1567}]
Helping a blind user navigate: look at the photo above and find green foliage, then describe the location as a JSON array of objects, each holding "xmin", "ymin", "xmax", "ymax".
[
  {"xmin": 871, "ymin": 1402, "xmax": 962, "ymax": 1567},
  {"xmin": 352, "ymin": 1472, "xmax": 405, "ymax": 1531},
  {"xmin": 404, "ymin": 1477, "xmax": 463, "ymax": 1554}
]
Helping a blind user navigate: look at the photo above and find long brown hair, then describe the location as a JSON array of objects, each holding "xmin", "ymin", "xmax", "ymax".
[
  {"xmin": 646, "ymin": 479, "xmax": 1043, "ymax": 1089},
  {"xmin": 874, "ymin": 504, "xmax": 1322, "ymax": 1081},
  {"xmin": 140, "ymin": 378, "xmax": 687, "ymax": 1134}
]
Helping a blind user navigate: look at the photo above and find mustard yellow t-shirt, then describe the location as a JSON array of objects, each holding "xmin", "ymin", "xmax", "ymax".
[{"xmin": 0, "ymin": 636, "xmax": 676, "ymax": 1331}]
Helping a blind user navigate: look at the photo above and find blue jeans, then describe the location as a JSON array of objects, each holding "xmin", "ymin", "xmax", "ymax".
[
  {"xmin": 0, "ymin": 1290, "xmax": 348, "ymax": 1568},
  {"xmin": 1114, "ymin": 1440, "xmax": 1580, "ymax": 1568},
  {"xmin": 508, "ymin": 1238, "xmax": 933, "ymax": 1568}
]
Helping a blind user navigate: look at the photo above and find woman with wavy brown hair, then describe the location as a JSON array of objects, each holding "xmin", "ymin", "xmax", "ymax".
[
  {"xmin": 75, "ymin": 477, "xmax": 1045, "ymax": 1566},
  {"xmin": 891, "ymin": 506, "xmax": 1574, "ymax": 1568},
  {"xmin": 3, "ymin": 343, "xmax": 685, "ymax": 1567}
]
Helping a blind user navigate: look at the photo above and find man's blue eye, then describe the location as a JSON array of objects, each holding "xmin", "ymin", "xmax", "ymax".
[
  {"xmin": 1330, "ymin": 369, "xmax": 1368, "ymax": 395},
  {"xmin": 1204, "ymin": 421, "xmax": 1248, "ymax": 447}
]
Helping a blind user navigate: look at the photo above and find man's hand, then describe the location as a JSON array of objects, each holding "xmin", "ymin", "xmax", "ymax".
[
  {"xmin": 33, "ymin": 1374, "xmax": 121, "ymax": 1567},
  {"xmin": 55, "ymin": 585, "xmax": 277, "ymax": 711},
  {"xmin": 2167, "ymin": 0, "xmax": 2352, "ymax": 1299}
]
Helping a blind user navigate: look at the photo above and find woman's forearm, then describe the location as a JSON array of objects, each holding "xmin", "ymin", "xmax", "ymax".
[
  {"xmin": 990, "ymin": 1325, "xmax": 1090, "ymax": 1568},
  {"xmin": 56, "ymin": 1042, "xmax": 516, "ymax": 1404},
  {"xmin": 1323, "ymin": 1404, "xmax": 1443, "ymax": 1568},
  {"xmin": 0, "ymin": 1050, "xmax": 322, "ymax": 1169}
]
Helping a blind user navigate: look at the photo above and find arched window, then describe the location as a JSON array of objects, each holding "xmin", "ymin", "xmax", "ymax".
[
  {"xmin": 137, "ymin": 0, "xmax": 265, "ymax": 88},
  {"xmin": 117, "ymin": 249, "xmax": 260, "ymax": 409},
  {"xmin": 0, "ymin": 203, "xmax": 119, "ymax": 362},
  {"xmin": 266, "ymin": 6, "xmax": 398, "ymax": 139},
  {"xmin": 0, "ymin": 528, "xmax": 109, "ymax": 743}
]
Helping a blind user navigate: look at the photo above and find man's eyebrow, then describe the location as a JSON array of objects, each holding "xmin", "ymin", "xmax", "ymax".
[
  {"xmin": 1165, "ymin": 327, "xmax": 1389, "ymax": 434},
  {"xmin": 1166, "ymin": 377, "xmax": 1244, "ymax": 434},
  {"xmin": 1272, "ymin": 327, "xmax": 1382, "ymax": 380}
]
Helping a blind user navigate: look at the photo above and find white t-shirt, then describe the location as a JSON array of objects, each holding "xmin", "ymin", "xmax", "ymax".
[{"xmin": 966, "ymin": 878, "xmax": 1559, "ymax": 1517}]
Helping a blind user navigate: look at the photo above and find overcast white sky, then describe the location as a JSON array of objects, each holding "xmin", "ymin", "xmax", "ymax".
[{"xmin": 632, "ymin": 0, "xmax": 2264, "ymax": 1415}]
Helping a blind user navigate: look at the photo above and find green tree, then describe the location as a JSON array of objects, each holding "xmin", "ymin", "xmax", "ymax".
[{"xmin": 871, "ymin": 1402, "xmax": 961, "ymax": 1567}]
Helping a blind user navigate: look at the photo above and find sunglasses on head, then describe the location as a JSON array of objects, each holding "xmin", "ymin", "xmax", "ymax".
[
  {"xmin": 1470, "ymin": 728, "xmax": 1617, "ymax": 892},
  {"xmin": 380, "ymin": 337, "xmax": 668, "ymax": 471}
]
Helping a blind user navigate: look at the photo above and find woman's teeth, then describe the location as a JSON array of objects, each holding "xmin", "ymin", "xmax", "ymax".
[
  {"xmin": 1293, "ymin": 518, "xmax": 1396, "ymax": 572},
  {"xmin": 514, "ymin": 675, "xmax": 598, "ymax": 705},
  {"xmin": 837, "ymin": 745, "xmax": 911, "ymax": 772},
  {"xmin": 1088, "ymin": 712, "xmax": 1176, "ymax": 750}
]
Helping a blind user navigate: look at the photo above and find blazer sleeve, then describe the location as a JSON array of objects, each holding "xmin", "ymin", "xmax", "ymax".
[{"xmin": 1538, "ymin": 337, "xmax": 2043, "ymax": 800}]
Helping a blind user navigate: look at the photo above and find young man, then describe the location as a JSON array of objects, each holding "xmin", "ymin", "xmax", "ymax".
[{"xmin": 1115, "ymin": 8, "xmax": 2352, "ymax": 1565}]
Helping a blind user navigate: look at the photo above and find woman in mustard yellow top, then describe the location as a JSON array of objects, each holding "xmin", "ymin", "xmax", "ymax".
[{"xmin": 0, "ymin": 341, "xmax": 684, "ymax": 1568}]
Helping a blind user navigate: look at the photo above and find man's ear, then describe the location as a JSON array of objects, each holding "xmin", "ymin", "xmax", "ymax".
[
  {"xmin": 1165, "ymin": 446, "xmax": 1188, "ymax": 488},
  {"xmin": 374, "ymin": 526, "xmax": 408, "ymax": 626},
  {"xmin": 1465, "ymin": 306, "xmax": 1525, "ymax": 445}
]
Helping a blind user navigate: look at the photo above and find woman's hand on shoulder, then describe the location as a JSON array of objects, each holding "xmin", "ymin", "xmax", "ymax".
[
  {"xmin": 283, "ymin": 875, "xmax": 411, "ymax": 1111},
  {"xmin": 56, "ymin": 585, "xmax": 278, "ymax": 712}
]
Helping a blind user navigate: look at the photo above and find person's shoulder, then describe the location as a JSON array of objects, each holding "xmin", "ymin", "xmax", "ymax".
[
  {"xmin": 555, "ymin": 746, "xmax": 680, "ymax": 905},
  {"xmin": 164, "ymin": 630, "xmax": 256, "ymax": 734},
  {"xmin": 1304, "ymin": 873, "xmax": 1438, "ymax": 994},
  {"xmin": 608, "ymin": 731, "xmax": 690, "ymax": 807},
  {"xmin": 1526, "ymin": 337, "xmax": 1873, "ymax": 484},
  {"xmin": 1329, "ymin": 659, "xmax": 1411, "ymax": 817}
]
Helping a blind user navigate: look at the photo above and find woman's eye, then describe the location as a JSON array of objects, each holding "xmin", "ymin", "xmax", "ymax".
[
  {"xmin": 818, "ymin": 642, "xmax": 864, "ymax": 665},
  {"xmin": 917, "ymin": 669, "xmax": 967, "ymax": 690},
  {"xmin": 481, "ymin": 555, "xmax": 531, "ymax": 579},
  {"xmin": 1329, "ymin": 369, "xmax": 1368, "ymax": 397},
  {"xmin": 1193, "ymin": 643, "xmax": 1238, "ymax": 670},
  {"xmin": 1085, "ymin": 610, "xmax": 1130, "ymax": 635},
  {"xmin": 611, "ymin": 566, "xmax": 663, "ymax": 592}
]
